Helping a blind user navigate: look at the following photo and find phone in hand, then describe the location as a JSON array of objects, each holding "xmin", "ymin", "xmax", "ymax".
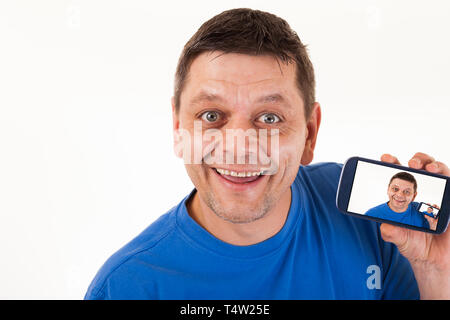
[
  {"xmin": 418, "ymin": 202, "xmax": 440, "ymax": 219},
  {"xmin": 336, "ymin": 156, "xmax": 450, "ymax": 234}
]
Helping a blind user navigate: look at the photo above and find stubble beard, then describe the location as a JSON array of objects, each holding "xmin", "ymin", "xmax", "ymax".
[{"xmin": 202, "ymin": 190, "xmax": 276, "ymax": 224}]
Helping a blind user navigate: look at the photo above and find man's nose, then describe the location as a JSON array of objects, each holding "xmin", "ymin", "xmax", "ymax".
[
  {"xmin": 395, "ymin": 191, "xmax": 405, "ymax": 198},
  {"xmin": 225, "ymin": 114, "xmax": 254, "ymax": 131},
  {"xmin": 222, "ymin": 116, "xmax": 258, "ymax": 164}
]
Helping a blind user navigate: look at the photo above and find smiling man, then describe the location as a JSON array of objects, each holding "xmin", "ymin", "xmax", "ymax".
[
  {"xmin": 365, "ymin": 172, "xmax": 430, "ymax": 229},
  {"xmin": 85, "ymin": 8, "xmax": 450, "ymax": 300},
  {"xmin": 177, "ymin": 51, "xmax": 313, "ymax": 245}
]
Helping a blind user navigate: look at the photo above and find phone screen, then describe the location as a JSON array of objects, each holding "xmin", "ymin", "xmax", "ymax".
[
  {"xmin": 418, "ymin": 203, "xmax": 440, "ymax": 218},
  {"xmin": 347, "ymin": 160, "xmax": 447, "ymax": 231}
]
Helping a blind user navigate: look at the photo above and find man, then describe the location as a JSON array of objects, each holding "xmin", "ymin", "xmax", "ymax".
[
  {"xmin": 422, "ymin": 204, "xmax": 439, "ymax": 219},
  {"xmin": 85, "ymin": 8, "xmax": 450, "ymax": 299},
  {"xmin": 365, "ymin": 172, "xmax": 430, "ymax": 229}
]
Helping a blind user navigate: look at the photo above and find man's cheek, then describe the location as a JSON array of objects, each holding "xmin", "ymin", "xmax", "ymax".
[
  {"xmin": 184, "ymin": 164, "xmax": 206, "ymax": 187},
  {"xmin": 273, "ymin": 141, "xmax": 304, "ymax": 174}
]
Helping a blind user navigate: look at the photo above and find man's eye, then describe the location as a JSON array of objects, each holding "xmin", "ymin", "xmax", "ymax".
[
  {"xmin": 201, "ymin": 111, "xmax": 220, "ymax": 122},
  {"xmin": 258, "ymin": 113, "xmax": 280, "ymax": 124}
]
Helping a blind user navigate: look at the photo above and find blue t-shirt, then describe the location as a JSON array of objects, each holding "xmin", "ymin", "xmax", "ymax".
[
  {"xmin": 365, "ymin": 202, "xmax": 429, "ymax": 229},
  {"xmin": 85, "ymin": 162, "xmax": 419, "ymax": 300}
]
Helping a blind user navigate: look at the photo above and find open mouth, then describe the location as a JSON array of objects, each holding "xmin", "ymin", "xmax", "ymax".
[
  {"xmin": 211, "ymin": 167, "xmax": 265, "ymax": 184},
  {"xmin": 393, "ymin": 198, "xmax": 406, "ymax": 204}
]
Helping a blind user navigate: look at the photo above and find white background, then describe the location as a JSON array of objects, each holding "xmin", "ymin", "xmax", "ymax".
[
  {"xmin": 0, "ymin": 0, "xmax": 449, "ymax": 299},
  {"xmin": 348, "ymin": 160, "xmax": 447, "ymax": 214}
]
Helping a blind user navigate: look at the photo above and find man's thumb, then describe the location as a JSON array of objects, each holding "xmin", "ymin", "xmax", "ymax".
[{"xmin": 380, "ymin": 223, "xmax": 408, "ymax": 252}]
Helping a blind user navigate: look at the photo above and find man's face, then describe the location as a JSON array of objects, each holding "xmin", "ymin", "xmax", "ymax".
[
  {"xmin": 387, "ymin": 178, "xmax": 417, "ymax": 213},
  {"xmin": 172, "ymin": 51, "xmax": 320, "ymax": 223}
]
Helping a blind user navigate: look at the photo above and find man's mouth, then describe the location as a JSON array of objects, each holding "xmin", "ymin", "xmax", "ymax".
[
  {"xmin": 212, "ymin": 167, "xmax": 265, "ymax": 184},
  {"xmin": 393, "ymin": 198, "xmax": 406, "ymax": 204}
]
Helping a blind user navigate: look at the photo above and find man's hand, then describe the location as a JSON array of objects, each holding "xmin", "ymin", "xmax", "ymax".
[
  {"xmin": 423, "ymin": 203, "xmax": 440, "ymax": 231},
  {"xmin": 424, "ymin": 212, "xmax": 438, "ymax": 231},
  {"xmin": 380, "ymin": 153, "xmax": 450, "ymax": 299}
]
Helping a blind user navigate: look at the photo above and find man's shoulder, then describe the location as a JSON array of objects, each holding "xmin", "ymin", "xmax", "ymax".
[
  {"xmin": 299, "ymin": 161, "xmax": 342, "ymax": 179},
  {"xmin": 296, "ymin": 161, "xmax": 343, "ymax": 192},
  {"xmin": 411, "ymin": 202, "xmax": 421, "ymax": 210},
  {"xmin": 365, "ymin": 202, "xmax": 388, "ymax": 216},
  {"xmin": 370, "ymin": 202, "xmax": 388, "ymax": 211},
  {"xmin": 301, "ymin": 161, "xmax": 343, "ymax": 173},
  {"xmin": 85, "ymin": 205, "xmax": 180, "ymax": 299}
]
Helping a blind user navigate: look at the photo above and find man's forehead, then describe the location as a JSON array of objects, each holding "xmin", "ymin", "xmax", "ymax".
[
  {"xmin": 188, "ymin": 54, "xmax": 299, "ymax": 100},
  {"xmin": 390, "ymin": 178, "xmax": 414, "ymax": 189},
  {"xmin": 179, "ymin": 52, "xmax": 304, "ymax": 114},
  {"xmin": 188, "ymin": 51, "xmax": 297, "ymax": 86}
]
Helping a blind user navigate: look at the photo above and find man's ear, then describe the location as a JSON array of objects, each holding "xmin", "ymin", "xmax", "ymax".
[
  {"xmin": 301, "ymin": 102, "xmax": 322, "ymax": 166},
  {"xmin": 172, "ymin": 97, "xmax": 183, "ymax": 158},
  {"xmin": 172, "ymin": 97, "xmax": 179, "ymax": 130}
]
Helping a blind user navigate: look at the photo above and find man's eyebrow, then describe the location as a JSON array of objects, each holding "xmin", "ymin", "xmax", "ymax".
[
  {"xmin": 391, "ymin": 184, "xmax": 412, "ymax": 190},
  {"xmin": 189, "ymin": 91, "xmax": 226, "ymax": 105},
  {"xmin": 189, "ymin": 91, "xmax": 291, "ymax": 107},
  {"xmin": 255, "ymin": 93, "xmax": 287, "ymax": 104}
]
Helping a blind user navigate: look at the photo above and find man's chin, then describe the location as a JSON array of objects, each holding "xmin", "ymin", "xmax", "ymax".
[
  {"xmin": 216, "ymin": 211, "xmax": 265, "ymax": 224},
  {"xmin": 205, "ymin": 196, "xmax": 272, "ymax": 224},
  {"xmin": 213, "ymin": 204, "xmax": 267, "ymax": 223}
]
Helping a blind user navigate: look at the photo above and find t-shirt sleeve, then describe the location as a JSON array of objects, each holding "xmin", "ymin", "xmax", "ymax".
[
  {"xmin": 365, "ymin": 206, "xmax": 379, "ymax": 218},
  {"xmin": 84, "ymin": 268, "xmax": 157, "ymax": 300},
  {"xmin": 84, "ymin": 286, "xmax": 106, "ymax": 300},
  {"xmin": 84, "ymin": 271, "xmax": 108, "ymax": 300},
  {"xmin": 378, "ymin": 226, "xmax": 420, "ymax": 300}
]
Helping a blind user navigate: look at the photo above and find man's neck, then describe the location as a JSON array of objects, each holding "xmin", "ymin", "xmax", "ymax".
[{"xmin": 186, "ymin": 188, "xmax": 292, "ymax": 246}]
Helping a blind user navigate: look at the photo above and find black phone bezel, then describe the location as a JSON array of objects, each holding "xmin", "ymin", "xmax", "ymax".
[{"xmin": 336, "ymin": 156, "xmax": 450, "ymax": 234}]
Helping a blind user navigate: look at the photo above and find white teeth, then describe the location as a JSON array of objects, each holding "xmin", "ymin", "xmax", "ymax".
[{"xmin": 215, "ymin": 168, "xmax": 262, "ymax": 177}]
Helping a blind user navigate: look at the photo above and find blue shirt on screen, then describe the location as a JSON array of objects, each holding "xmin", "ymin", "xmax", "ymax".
[
  {"xmin": 421, "ymin": 208, "xmax": 437, "ymax": 219},
  {"xmin": 365, "ymin": 202, "xmax": 429, "ymax": 229},
  {"xmin": 84, "ymin": 162, "xmax": 419, "ymax": 300}
]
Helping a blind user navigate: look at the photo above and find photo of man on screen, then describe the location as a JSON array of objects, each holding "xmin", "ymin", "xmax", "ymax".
[
  {"xmin": 364, "ymin": 172, "xmax": 434, "ymax": 229},
  {"xmin": 421, "ymin": 203, "xmax": 440, "ymax": 219}
]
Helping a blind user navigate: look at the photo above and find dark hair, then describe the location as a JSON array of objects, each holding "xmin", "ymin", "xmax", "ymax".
[
  {"xmin": 173, "ymin": 8, "xmax": 316, "ymax": 119},
  {"xmin": 389, "ymin": 172, "xmax": 417, "ymax": 192}
]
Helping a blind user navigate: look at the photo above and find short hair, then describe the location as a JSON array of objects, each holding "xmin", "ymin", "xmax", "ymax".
[
  {"xmin": 173, "ymin": 8, "xmax": 316, "ymax": 119},
  {"xmin": 389, "ymin": 172, "xmax": 417, "ymax": 192}
]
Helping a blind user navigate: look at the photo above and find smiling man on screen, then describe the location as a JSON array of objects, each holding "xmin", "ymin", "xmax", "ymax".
[
  {"xmin": 364, "ymin": 172, "xmax": 431, "ymax": 229},
  {"xmin": 85, "ymin": 8, "xmax": 450, "ymax": 300}
]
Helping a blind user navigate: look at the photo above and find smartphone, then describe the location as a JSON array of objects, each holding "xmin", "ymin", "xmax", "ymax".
[{"xmin": 336, "ymin": 156, "xmax": 450, "ymax": 234}]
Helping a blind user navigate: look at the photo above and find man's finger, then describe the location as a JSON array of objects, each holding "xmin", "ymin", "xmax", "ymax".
[
  {"xmin": 408, "ymin": 152, "xmax": 435, "ymax": 170},
  {"xmin": 379, "ymin": 223, "xmax": 420, "ymax": 260},
  {"xmin": 425, "ymin": 161, "xmax": 450, "ymax": 176},
  {"xmin": 381, "ymin": 154, "xmax": 401, "ymax": 165}
]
